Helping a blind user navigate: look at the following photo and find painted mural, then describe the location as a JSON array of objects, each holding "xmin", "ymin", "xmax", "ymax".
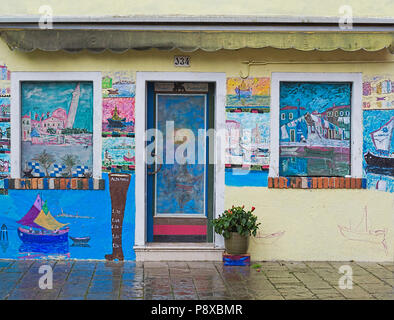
[
  {"xmin": 362, "ymin": 75, "xmax": 393, "ymax": 110},
  {"xmin": 279, "ymin": 82, "xmax": 352, "ymax": 176},
  {"xmin": 0, "ymin": 63, "xmax": 10, "ymax": 180},
  {"xmin": 102, "ymin": 97, "xmax": 135, "ymax": 134},
  {"xmin": 225, "ymin": 77, "xmax": 270, "ymax": 184},
  {"xmin": 155, "ymin": 94, "xmax": 206, "ymax": 215},
  {"xmin": 363, "ymin": 109, "xmax": 394, "ymax": 192},
  {"xmin": 0, "ymin": 174, "xmax": 135, "ymax": 260},
  {"xmin": 226, "ymin": 112, "xmax": 270, "ymax": 169},
  {"xmin": 21, "ymin": 82, "xmax": 93, "ymax": 178},
  {"xmin": 338, "ymin": 206, "xmax": 388, "ymax": 255},
  {"xmin": 103, "ymin": 137, "xmax": 135, "ymax": 169},
  {"xmin": 102, "ymin": 71, "xmax": 135, "ymax": 98}
]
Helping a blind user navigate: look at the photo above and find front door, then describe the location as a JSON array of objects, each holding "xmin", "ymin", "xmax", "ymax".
[{"xmin": 146, "ymin": 82, "xmax": 214, "ymax": 243}]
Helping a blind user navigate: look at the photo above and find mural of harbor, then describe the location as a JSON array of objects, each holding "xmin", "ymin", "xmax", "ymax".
[
  {"xmin": 279, "ymin": 82, "xmax": 352, "ymax": 176},
  {"xmin": 226, "ymin": 112, "xmax": 270, "ymax": 169},
  {"xmin": 21, "ymin": 82, "xmax": 93, "ymax": 178}
]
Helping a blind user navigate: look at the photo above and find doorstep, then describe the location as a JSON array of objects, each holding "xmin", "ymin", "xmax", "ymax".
[{"xmin": 134, "ymin": 242, "xmax": 224, "ymax": 261}]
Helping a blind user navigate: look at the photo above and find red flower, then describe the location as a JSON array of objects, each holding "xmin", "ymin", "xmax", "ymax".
[{"xmin": 251, "ymin": 206, "xmax": 255, "ymax": 212}]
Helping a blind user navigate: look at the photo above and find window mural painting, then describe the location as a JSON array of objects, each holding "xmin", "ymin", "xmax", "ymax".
[
  {"xmin": 155, "ymin": 94, "xmax": 206, "ymax": 215},
  {"xmin": 279, "ymin": 82, "xmax": 352, "ymax": 176},
  {"xmin": 21, "ymin": 82, "xmax": 93, "ymax": 178},
  {"xmin": 363, "ymin": 109, "xmax": 394, "ymax": 192}
]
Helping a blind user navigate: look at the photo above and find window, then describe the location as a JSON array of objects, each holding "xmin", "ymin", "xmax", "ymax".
[
  {"xmin": 270, "ymin": 73, "xmax": 362, "ymax": 179},
  {"xmin": 11, "ymin": 72, "xmax": 102, "ymax": 179},
  {"xmin": 281, "ymin": 113, "xmax": 285, "ymax": 120},
  {"xmin": 289, "ymin": 113, "xmax": 293, "ymax": 120}
]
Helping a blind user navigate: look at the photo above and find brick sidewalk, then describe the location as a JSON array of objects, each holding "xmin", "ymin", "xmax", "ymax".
[{"xmin": 0, "ymin": 260, "xmax": 392, "ymax": 300}]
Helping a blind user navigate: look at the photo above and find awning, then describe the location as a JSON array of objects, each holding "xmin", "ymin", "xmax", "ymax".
[{"xmin": 1, "ymin": 30, "xmax": 393, "ymax": 53}]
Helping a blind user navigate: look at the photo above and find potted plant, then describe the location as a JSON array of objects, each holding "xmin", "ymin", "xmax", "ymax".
[{"xmin": 212, "ymin": 205, "xmax": 260, "ymax": 254}]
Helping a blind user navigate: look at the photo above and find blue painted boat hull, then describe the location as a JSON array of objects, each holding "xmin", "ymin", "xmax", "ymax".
[{"xmin": 17, "ymin": 227, "xmax": 69, "ymax": 243}]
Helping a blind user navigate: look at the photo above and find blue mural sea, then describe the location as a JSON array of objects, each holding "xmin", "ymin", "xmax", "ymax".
[{"xmin": 0, "ymin": 173, "xmax": 136, "ymax": 260}]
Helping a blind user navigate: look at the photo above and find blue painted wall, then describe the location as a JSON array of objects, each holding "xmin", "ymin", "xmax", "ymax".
[{"xmin": 0, "ymin": 173, "xmax": 136, "ymax": 260}]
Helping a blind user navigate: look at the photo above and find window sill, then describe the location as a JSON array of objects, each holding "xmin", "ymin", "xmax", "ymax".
[
  {"xmin": 268, "ymin": 177, "xmax": 366, "ymax": 189},
  {"xmin": 1, "ymin": 178, "xmax": 105, "ymax": 190}
]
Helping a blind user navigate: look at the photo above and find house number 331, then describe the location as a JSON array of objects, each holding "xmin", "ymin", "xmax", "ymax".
[{"xmin": 174, "ymin": 56, "xmax": 190, "ymax": 67}]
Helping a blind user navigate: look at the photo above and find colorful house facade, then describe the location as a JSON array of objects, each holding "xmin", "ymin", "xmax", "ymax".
[{"xmin": 0, "ymin": 0, "xmax": 393, "ymax": 262}]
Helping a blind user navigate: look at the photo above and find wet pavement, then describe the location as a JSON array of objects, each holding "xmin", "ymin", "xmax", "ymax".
[{"xmin": 0, "ymin": 260, "xmax": 392, "ymax": 300}]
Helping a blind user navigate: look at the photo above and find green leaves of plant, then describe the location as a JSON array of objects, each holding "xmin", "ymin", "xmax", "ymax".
[{"xmin": 211, "ymin": 205, "xmax": 261, "ymax": 239}]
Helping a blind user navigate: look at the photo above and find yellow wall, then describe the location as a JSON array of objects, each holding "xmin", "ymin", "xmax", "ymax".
[
  {"xmin": 1, "ymin": 0, "xmax": 393, "ymax": 18},
  {"xmin": 226, "ymin": 188, "xmax": 393, "ymax": 262},
  {"xmin": 0, "ymin": 39, "xmax": 393, "ymax": 262}
]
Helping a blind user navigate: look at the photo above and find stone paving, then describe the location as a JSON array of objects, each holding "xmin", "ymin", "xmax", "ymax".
[{"xmin": 0, "ymin": 259, "xmax": 392, "ymax": 300}]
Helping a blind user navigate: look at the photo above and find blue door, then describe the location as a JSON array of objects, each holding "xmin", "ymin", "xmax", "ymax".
[{"xmin": 146, "ymin": 82, "xmax": 214, "ymax": 242}]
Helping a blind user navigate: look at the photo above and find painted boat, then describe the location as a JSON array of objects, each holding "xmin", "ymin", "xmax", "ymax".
[
  {"xmin": 69, "ymin": 236, "xmax": 91, "ymax": 244},
  {"xmin": 123, "ymin": 152, "xmax": 135, "ymax": 162},
  {"xmin": 337, "ymin": 206, "xmax": 387, "ymax": 254},
  {"xmin": 107, "ymin": 117, "xmax": 126, "ymax": 128},
  {"xmin": 18, "ymin": 227, "xmax": 69, "ymax": 243},
  {"xmin": 107, "ymin": 88, "xmax": 119, "ymax": 95},
  {"xmin": 16, "ymin": 194, "xmax": 69, "ymax": 244},
  {"xmin": 364, "ymin": 151, "xmax": 394, "ymax": 168},
  {"xmin": 235, "ymin": 81, "xmax": 252, "ymax": 99},
  {"xmin": 107, "ymin": 106, "xmax": 126, "ymax": 128}
]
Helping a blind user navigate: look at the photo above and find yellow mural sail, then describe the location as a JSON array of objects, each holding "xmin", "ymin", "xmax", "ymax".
[{"xmin": 34, "ymin": 210, "xmax": 69, "ymax": 231}]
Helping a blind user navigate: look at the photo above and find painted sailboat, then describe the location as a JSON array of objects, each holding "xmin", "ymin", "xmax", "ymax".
[
  {"xmin": 235, "ymin": 81, "xmax": 252, "ymax": 99},
  {"xmin": 16, "ymin": 194, "xmax": 69, "ymax": 243},
  {"xmin": 337, "ymin": 206, "xmax": 387, "ymax": 254},
  {"xmin": 364, "ymin": 116, "xmax": 394, "ymax": 169}
]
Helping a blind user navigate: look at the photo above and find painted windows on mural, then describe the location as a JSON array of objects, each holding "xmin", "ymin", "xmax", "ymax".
[
  {"xmin": 279, "ymin": 82, "xmax": 352, "ymax": 176},
  {"xmin": 21, "ymin": 81, "xmax": 93, "ymax": 178}
]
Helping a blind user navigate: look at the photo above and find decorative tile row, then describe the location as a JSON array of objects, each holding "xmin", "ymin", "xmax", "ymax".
[
  {"xmin": 268, "ymin": 177, "xmax": 367, "ymax": 189},
  {"xmin": 0, "ymin": 178, "xmax": 105, "ymax": 190}
]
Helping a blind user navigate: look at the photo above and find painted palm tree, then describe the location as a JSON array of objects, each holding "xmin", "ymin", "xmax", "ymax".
[
  {"xmin": 33, "ymin": 150, "xmax": 55, "ymax": 177},
  {"xmin": 61, "ymin": 154, "xmax": 78, "ymax": 177}
]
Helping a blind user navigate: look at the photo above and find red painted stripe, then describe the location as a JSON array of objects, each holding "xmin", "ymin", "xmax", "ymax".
[{"xmin": 153, "ymin": 225, "xmax": 207, "ymax": 235}]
